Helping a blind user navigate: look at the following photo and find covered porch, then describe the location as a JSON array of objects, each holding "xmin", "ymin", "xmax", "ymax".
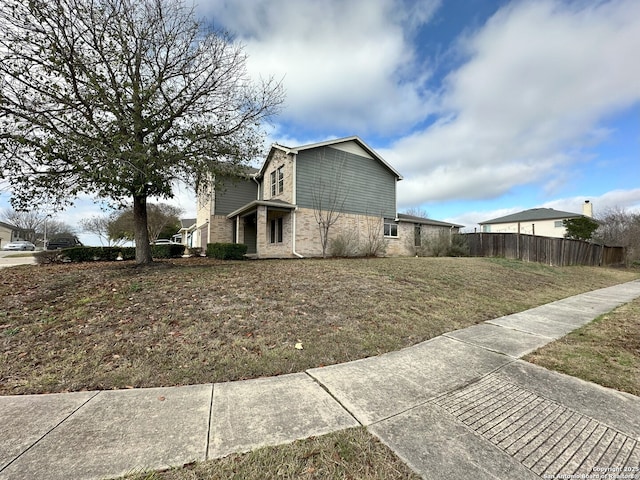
[{"xmin": 227, "ymin": 200, "xmax": 297, "ymax": 258}]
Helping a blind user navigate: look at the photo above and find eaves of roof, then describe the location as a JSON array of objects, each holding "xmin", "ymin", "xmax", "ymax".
[
  {"xmin": 258, "ymin": 136, "xmax": 403, "ymax": 180},
  {"xmin": 479, "ymin": 208, "xmax": 582, "ymax": 225},
  {"xmin": 397, "ymin": 213, "xmax": 464, "ymax": 228},
  {"xmin": 0, "ymin": 221, "xmax": 18, "ymax": 230},
  {"xmin": 226, "ymin": 199, "xmax": 297, "ymax": 219}
]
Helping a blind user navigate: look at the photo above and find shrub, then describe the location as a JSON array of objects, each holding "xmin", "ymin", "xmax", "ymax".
[
  {"xmin": 186, "ymin": 246, "xmax": 203, "ymax": 257},
  {"xmin": 206, "ymin": 243, "xmax": 247, "ymax": 260},
  {"xmin": 34, "ymin": 250, "xmax": 66, "ymax": 265},
  {"xmin": 360, "ymin": 217, "xmax": 387, "ymax": 257},
  {"xmin": 447, "ymin": 234, "xmax": 469, "ymax": 257},
  {"xmin": 36, "ymin": 246, "xmax": 137, "ymax": 263},
  {"xmin": 150, "ymin": 244, "xmax": 185, "ymax": 258},
  {"xmin": 329, "ymin": 231, "xmax": 359, "ymax": 257}
]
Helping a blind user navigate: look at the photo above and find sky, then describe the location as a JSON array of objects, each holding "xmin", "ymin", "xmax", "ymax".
[{"xmin": 1, "ymin": 0, "xmax": 639, "ymax": 243}]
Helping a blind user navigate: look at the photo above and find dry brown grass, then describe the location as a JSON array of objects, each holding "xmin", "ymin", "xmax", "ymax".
[
  {"xmin": 123, "ymin": 428, "xmax": 420, "ymax": 480},
  {"xmin": 1, "ymin": 256, "xmax": 637, "ymax": 395},
  {"xmin": 525, "ymin": 296, "xmax": 640, "ymax": 396}
]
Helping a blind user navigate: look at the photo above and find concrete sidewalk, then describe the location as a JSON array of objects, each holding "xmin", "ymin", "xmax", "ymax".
[{"xmin": 1, "ymin": 281, "xmax": 640, "ymax": 480}]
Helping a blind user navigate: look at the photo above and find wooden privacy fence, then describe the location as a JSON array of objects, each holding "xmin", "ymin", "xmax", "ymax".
[{"xmin": 464, "ymin": 233, "xmax": 625, "ymax": 266}]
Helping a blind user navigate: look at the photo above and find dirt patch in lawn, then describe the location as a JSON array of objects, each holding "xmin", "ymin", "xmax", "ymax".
[
  {"xmin": 1, "ymin": 256, "xmax": 637, "ymax": 395},
  {"xmin": 525, "ymin": 296, "xmax": 640, "ymax": 396}
]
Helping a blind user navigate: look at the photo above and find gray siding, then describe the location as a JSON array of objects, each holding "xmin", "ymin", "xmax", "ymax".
[
  {"xmin": 296, "ymin": 146, "xmax": 396, "ymax": 218},
  {"xmin": 214, "ymin": 176, "xmax": 258, "ymax": 215}
]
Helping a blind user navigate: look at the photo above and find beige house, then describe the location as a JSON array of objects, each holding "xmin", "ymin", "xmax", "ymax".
[
  {"xmin": 479, "ymin": 201, "xmax": 594, "ymax": 238},
  {"xmin": 0, "ymin": 221, "xmax": 26, "ymax": 249},
  {"xmin": 196, "ymin": 136, "xmax": 462, "ymax": 258}
]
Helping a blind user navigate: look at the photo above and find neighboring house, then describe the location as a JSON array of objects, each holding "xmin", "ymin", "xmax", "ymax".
[
  {"xmin": 0, "ymin": 221, "xmax": 30, "ymax": 249},
  {"xmin": 195, "ymin": 136, "xmax": 462, "ymax": 258},
  {"xmin": 173, "ymin": 218, "xmax": 197, "ymax": 247},
  {"xmin": 479, "ymin": 201, "xmax": 594, "ymax": 238}
]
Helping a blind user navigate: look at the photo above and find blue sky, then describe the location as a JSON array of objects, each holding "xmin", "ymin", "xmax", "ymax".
[{"xmin": 1, "ymin": 0, "xmax": 638, "ymax": 243}]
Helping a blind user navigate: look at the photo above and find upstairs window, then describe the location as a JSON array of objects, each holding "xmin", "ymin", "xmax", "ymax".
[
  {"xmin": 277, "ymin": 166, "xmax": 284, "ymax": 193},
  {"xmin": 270, "ymin": 166, "xmax": 284, "ymax": 196},
  {"xmin": 270, "ymin": 171, "xmax": 277, "ymax": 196},
  {"xmin": 384, "ymin": 218, "xmax": 398, "ymax": 237}
]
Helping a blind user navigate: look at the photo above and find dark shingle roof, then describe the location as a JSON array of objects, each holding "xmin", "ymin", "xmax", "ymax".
[
  {"xmin": 179, "ymin": 218, "xmax": 196, "ymax": 229},
  {"xmin": 397, "ymin": 213, "xmax": 464, "ymax": 228},
  {"xmin": 479, "ymin": 208, "xmax": 581, "ymax": 225}
]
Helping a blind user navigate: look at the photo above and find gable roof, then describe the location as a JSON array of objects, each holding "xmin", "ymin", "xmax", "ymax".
[
  {"xmin": 179, "ymin": 218, "xmax": 196, "ymax": 229},
  {"xmin": 397, "ymin": 213, "xmax": 464, "ymax": 228},
  {"xmin": 259, "ymin": 136, "xmax": 403, "ymax": 180},
  {"xmin": 0, "ymin": 220, "xmax": 18, "ymax": 230},
  {"xmin": 479, "ymin": 208, "xmax": 582, "ymax": 225}
]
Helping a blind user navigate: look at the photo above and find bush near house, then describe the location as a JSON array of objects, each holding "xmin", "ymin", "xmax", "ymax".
[
  {"xmin": 34, "ymin": 245, "xmax": 185, "ymax": 264},
  {"xmin": 151, "ymin": 244, "xmax": 185, "ymax": 258},
  {"xmin": 206, "ymin": 242, "xmax": 247, "ymax": 260}
]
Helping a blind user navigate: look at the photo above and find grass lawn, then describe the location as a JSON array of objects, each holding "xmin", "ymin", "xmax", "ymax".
[
  {"xmin": 122, "ymin": 428, "xmax": 420, "ymax": 480},
  {"xmin": 3, "ymin": 256, "xmax": 637, "ymax": 480},
  {"xmin": 524, "ymin": 296, "xmax": 640, "ymax": 396},
  {"xmin": 1, "ymin": 256, "xmax": 637, "ymax": 396}
]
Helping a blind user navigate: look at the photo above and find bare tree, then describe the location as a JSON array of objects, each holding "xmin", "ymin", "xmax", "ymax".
[
  {"xmin": 311, "ymin": 156, "xmax": 348, "ymax": 258},
  {"xmin": 80, "ymin": 214, "xmax": 120, "ymax": 246},
  {"xmin": 108, "ymin": 203, "xmax": 182, "ymax": 243},
  {"xmin": 594, "ymin": 206, "xmax": 640, "ymax": 263},
  {"xmin": 0, "ymin": 0, "xmax": 284, "ymax": 264},
  {"xmin": 402, "ymin": 207, "xmax": 430, "ymax": 219},
  {"xmin": 0, "ymin": 209, "xmax": 44, "ymax": 243},
  {"xmin": 40, "ymin": 220, "xmax": 76, "ymax": 240},
  {"xmin": 360, "ymin": 213, "xmax": 387, "ymax": 257}
]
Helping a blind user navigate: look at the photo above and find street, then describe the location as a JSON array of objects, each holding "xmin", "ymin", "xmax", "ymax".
[{"xmin": 0, "ymin": 251, "xmax": 37, "ymax": 269}]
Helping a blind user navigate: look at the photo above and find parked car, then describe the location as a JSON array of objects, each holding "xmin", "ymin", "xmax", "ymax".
[
  {"xmin": 2, "ymin": 241, "xmax": 36, "ymax": 251},
  {"xmin": 151, "ymin": 239, "xmax": 180, "ymax": 245},
  {"xmin": 46, "ymin": 237, "xmax": 82, "ymax": 250}
]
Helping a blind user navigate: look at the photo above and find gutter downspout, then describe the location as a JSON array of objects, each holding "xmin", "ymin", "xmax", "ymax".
[{"xmin": 290, "ymin": 152, "xmax": 304, "ymax": 258}]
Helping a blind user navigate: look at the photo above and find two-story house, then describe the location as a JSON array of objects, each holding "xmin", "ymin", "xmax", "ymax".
[
  {"xmin": 195, "ymin": 136, "xmax": 462, "ymax": 258},
  {"xmin": 478, "ymin": 201, "xmax": 594, "ymax": 238}
]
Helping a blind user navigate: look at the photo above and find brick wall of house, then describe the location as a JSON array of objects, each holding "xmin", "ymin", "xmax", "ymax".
[
  {"xmin": 208, "ymin": 215, "xmax": 234, "ymax": 244},
  {"xmin": 262, "ymin": 148, "xmax": 294, "ymax": 203},
  {"xmin": 294, "ymin": 208, "xmax": 394, "ymax": 257},
  {"xmin": 255, "ymin": 205, "xmax": 295, "ymax": 258},
  {"xmin": 391, "ymin": 222, "xmax": 460, "ymax": 256}
]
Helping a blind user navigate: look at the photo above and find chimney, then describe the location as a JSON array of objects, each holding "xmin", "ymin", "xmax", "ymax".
[{"xmin": 583, "ymin": 200, "xmax": 593, "ymax": 218}]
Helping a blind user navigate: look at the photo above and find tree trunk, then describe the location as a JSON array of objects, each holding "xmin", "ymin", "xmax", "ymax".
[{"xmin": 133, "ymin": 194, "xmax": 153, "ymax": 264}]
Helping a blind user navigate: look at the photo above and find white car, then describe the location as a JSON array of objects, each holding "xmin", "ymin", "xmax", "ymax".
[{"xmin": 3, "ymin": 241, "xmax": 36, "ymax": 251}]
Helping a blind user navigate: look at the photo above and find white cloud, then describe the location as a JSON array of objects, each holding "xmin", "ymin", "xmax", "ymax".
[
  {"xmin": 384, "ymin": 0, "xmax": 640, "ymax": 205},
  {"xmin": 199, "ymin": 0, "xmax": 440, "ymax": 134}
]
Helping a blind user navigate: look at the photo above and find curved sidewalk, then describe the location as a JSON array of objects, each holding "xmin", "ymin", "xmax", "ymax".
[{"xmin": 2, "ymin": 281, "xmax": 640, "ymax": 480}]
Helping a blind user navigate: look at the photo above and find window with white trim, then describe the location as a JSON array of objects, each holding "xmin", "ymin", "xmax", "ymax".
[
  {"xmin": 277, "ymin": 166, "xmax": 284, "ymax": 193},
  {"xmin": 270, "ymin": 166, "xmax": 284, "ymax": 197},
  {"xmin": 270, "ymin": 217, "xmax": 283, "ymax": 243},
  {"xmin": 554, "ymin": 220, "xmax": 564, "ymax": 228},
  {"xmin": 384, "ymin": 218, "xmax": 398, "ymax": 237},
  {"xmin": 270, "ymin": 171, "xmax": 276, "ymax": 196}
]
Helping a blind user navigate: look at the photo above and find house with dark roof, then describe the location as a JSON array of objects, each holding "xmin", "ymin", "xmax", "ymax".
[
  {"xmin": 195, "ymin": 136, "xmax": 462, "ymax": 257},
  {"xmin": 173, "ymin": 218, "xmax": 197, "ymax": 247},
  {"xmin": 0, "ymin": 221, "xmax": 32, "ymax": 249},
  {"xmin": 479, "ymin": 201, "xmax": 594, "ymax": 238}
]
